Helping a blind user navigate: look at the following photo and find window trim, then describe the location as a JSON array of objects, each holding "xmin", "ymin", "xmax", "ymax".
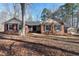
[
  {"xmin": 45, "ymin": 25, "xmax": 51, "ymax": 32},
  {"xmin": 54, "ymin": 23, "xmax": 61, "ymax": 32}
]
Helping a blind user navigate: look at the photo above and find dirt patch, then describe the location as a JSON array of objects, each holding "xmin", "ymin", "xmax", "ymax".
[{"xmin": 0, "ymin": 33, "xmax": 79, "ymax": 56}]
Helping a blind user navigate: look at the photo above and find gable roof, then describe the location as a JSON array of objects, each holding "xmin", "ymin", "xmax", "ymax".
[
  {"xmin": 3, "ymin": 17, "xmax": 41, "ymax": 26},
  {"xmin": 4, "ymin": 17, "xmax": 22, "ymax": 24},
  {"xmin": 26, "ymin": 21, "xmax": 41, "ymax": 26},
  {"xmin": 42, "ymin": 18, "xmax": 64, "ymax": 25}
]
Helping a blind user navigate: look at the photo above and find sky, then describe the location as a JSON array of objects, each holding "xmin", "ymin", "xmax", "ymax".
[
  {"xmin": 0, "ymin": 3, "xmax": 65, "ymax": 21},
  {"xmin": 28, "ymin": 3, "xmax": 65, "ymax": 21}
]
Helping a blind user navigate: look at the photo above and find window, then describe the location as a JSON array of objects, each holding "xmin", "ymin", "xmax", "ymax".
[
  {"xmin": 9, "ymin": 24, "xmax": 13, "ymax": 31},
  {"xmin": 45, "ymin": 25, "xmax": 51, "ymax": 32},
  {"xmin": 54, "ymin": 24, "xmax": 61, "ymax": 32}
]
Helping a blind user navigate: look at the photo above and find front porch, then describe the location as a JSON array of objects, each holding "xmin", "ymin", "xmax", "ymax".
[
  {"xmin": 3, "ymin": 17, "xmax": 22, "ymax": 34},
  {"xmin": 4, "ymin": 23, "xmax": 20, "ymax": 34}
]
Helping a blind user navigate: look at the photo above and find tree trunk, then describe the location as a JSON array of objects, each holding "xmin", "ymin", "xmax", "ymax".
[
  {"xmin": 20, "ymin": 3, "xmax": 25, "ymax": 36},
  {"xmin": 76, "ymin": 12, "xmax": 79, "ymax": 28},
  {"xmin": 72, "ymin": 5, "xmax": 74, "ymax": 27},
  {"xmin": 76, "ymin": 18, "xmax": 78, "ymax": 28}
]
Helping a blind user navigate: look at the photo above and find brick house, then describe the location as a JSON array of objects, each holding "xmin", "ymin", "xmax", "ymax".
[
  {"xmin": 4, "ymin": 17, "xmax": 22, "ymax": 34},
  {"xmin": 41, "ymin": 18, "xmax": 65, "ymax": 35},
  {"xmin": 3, "ymin": 17, "xmax": 41, "ymax": 34},
  {"xmin": 3, "ymin": 17, "xmax": 65, "ymax": 35}
]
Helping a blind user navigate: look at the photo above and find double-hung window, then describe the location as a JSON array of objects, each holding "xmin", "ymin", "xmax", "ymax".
[
  {"xmin": 54, "ymin": 24, "xmax": 61, "ymax": 32},
  {"xmin": 45, "ymin": 25, "xmax": 51, "ymax": 32}
]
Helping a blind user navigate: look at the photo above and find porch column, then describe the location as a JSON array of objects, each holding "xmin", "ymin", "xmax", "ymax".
[
  {"xmin": 17, "ymin": 24, "xmax": 19, "ymax": 32},
  {"xmin": 8, "ymin": 24, "xmax": 9, "ymax": 32},
  {"xmin": 61, "ymin": 25, "xmax": 64, "ymax": 35},
  {"xmin": 51, "ymin": 24, "xmax": 53, "ymax": 33},
  {"xmin": 52, "ymin": 24, "xmax": 55, "ymax": 34},
  {"xmin": 41, "ymin": 24, "xmax": 44, "ymax": 34},
  {"xmin": 25, "ymin": 25, "xmax": 29, "ymax": 34},
  {"xmin": 14, "ymin": 24, "xmax": 17, "ymax": 32},
  {"xmin": 4, "ymin": 24, "xmax": 8, "ymax": 32}
]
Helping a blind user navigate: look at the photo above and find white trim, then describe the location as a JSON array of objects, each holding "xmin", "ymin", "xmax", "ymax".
[{"xmin": 45, "ymin": 25, "xmax": 51, "ymax": 32}]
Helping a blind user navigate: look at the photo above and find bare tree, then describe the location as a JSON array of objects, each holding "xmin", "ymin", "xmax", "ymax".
[
  {"xmin": 3, "ymin": 3, "xmax": 13, "ymax": 18},
  {"xmin": 28, "ymin": 13, "xmax": 33, "ymax": 21},
  {"xmin": 0, "ymin": 10, "xmax": 9, "ymax": 23},
  {"xmin": 13, "ymin": 3, "xmax": 21, "ymax": 19}
]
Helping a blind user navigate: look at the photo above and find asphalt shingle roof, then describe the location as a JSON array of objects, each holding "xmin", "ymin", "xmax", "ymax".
[{"xmin": 26, "ymin": 21, "xmax": 41, "ymax": 26}]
